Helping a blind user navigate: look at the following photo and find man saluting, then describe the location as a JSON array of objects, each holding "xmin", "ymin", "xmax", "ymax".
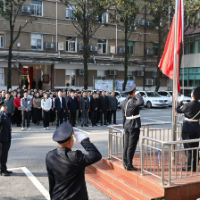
[
  {"xmin": 46, "ymin": 122, "xmax": 102, "ymax": 200},
  {"xmin": 121, "ymin": 85, "xmax": 144, "ymax": 171},
  {"xmin": 177, "ymin": 87, "xmax": 200, "ymax": 172}
]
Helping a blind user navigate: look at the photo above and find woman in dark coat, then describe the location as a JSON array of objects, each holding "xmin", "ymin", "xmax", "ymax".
[{"xmin": 33, "ymin": 92, "xmax": 42, "ymax": 126}]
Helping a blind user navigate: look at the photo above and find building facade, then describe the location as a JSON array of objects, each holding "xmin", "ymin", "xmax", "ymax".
[{"xmin": 0, "ymin": 0, "xmax": 170, "ymax": 91}]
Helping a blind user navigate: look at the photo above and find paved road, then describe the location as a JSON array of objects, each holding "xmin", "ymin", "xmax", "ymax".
[{"xmin": 0, "ymin": 107, "xmax": 172, "ymax": 200}]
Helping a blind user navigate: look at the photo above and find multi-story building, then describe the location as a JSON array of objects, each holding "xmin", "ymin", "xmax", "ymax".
[{"xmin": 0, "ymin": 0, "xmax": 170, "ymax": 91}]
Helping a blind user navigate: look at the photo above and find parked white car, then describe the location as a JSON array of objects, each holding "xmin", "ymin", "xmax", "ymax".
[
  {"xmin": 157, "ymin": 91, "xmax": 191, "ymax": 106},
  {"xmin": 139, "ymin": 91, "xmax": 169, "ymax": 108},
  {"xmin": 116, "ymin": 93, "xmax": 128, "ymax": 108}
]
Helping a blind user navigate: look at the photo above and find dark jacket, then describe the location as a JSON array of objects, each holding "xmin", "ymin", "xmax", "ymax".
[
  {"xmin": 96, "ymin": 98, "xmax": 100, "ymax": 109},
  {"xmin": 177, "ymin": 101, "xmax": 200, "ymax": 135},
  {"xmin": 90, "ymin": 98, "xmax": 97, "ymax": 111},
  {"xmin": 109, "ymin": 96, "xmax": 118, "ymax": 110},
  {"xmin": 0, "ymin": 112, "xmax": 12, "ymax": 143},
  {"xmin": 67, "ymin": 97, "xmax": 78, "ymax": 113},
  {"xmin": 99, "ymin": 96, "xmax": 109, "ymax": 110},
  {"xmin": 80, "ymin": 97, "xmax": 90, "ymax": 111},
  {"xmin": 121, "ymin": 94, "xmax": 144, "ymax": 131},
  {"xmin": 55, "ymin": 97, "xmax": 66, "ymax": 112},
  {"xmin": 46, "ymin": 138, "xmax": 102, "ymax": 200},
  {"xmin": 4, "ymin": 98, "xmax": 15, "ymax": 114}
]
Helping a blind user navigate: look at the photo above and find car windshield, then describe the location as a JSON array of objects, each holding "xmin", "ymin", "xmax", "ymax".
[
  {"xmin": 121, "ymin": 93, "xmax": 128, "ymax": 97},
  {"xmin": 169, "ymin": 92, "xmax": 173, "ymax": 96},
  {"xmin": 146, "ymin": 92, "xmax": 160, "ymax": 97}
]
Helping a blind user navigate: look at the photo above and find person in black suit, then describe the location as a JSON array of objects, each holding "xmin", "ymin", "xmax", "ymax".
[
  {"xmin": 99, "ymin": 91, "xmax": 109, "ymax": 126},
  {"xmin": 90, "ymin": 93, "xmax": 98, "ymax": 127},
  {"xmin": 0, "ymin": 103, "xmax": 13, "ymax": 176},
  {"xmin": 55, "ymin": 91, "xmax": 66, "ymax": 128},
  {"xmin": 46, "ymin": 122, "xmax": 102, "ymax": 200}
]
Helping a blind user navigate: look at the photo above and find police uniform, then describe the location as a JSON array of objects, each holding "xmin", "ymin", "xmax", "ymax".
[
  {"xmin": 46, "ymin": 122, "xmax": 102, "ymax": 200},
  {"xmin": 177, "ymin": 87, "xmax": 200, "ymax": 171},
  {"xmin": 121, "ymin": 85, "xmax": 144, "ymax": 170},
  {"xmin": 0, "ymin": 102, "xmax": 12, "ymax": 176}
]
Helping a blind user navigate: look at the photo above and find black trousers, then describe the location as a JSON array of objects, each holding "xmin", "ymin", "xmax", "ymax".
[
  {"xmin": 0, "ymin": 142, "xmax": 11, "ymax": 172},
  {"xmin": 7, "ymin": 113, "xmax": 13, "ymax": 124},
  {"xmin": 43, "ymin": 111, "xmax": 50, "ymax": 128},
  {"xmin": 70, "ymin": 112, "xmax": 76, "ymax": 127},
  {"xmin": 100, "ymin": 110, "xmax": 107, "ymax": 125},
  {"xmin": 107, "ymin": 110, "xmax": 110, "ymax": 123},
  {"xmin": 64, "ymin": 111, "xmax": 68, "ymax": 122},
  {"xmin": 109, "ymin": 110, "xmax": 116, "ymax": 124},
  {"xmin": 22, "ymin": 111, "xmax": 30, "ymax": 128},
  {"xmin": 49, "ymin": 109, "xmax": 55, "ymax": 123},
  {"xmin": 123, "ymin": 128, "xmax": 140, "ymax": 167},
  {"xmin": 182, "ymin": 132, "xmax": 200, "ymax": 169},
  {"xmin": 56, "ymin": 109, "xmax": 64, "ymax": 127},
  {"xmin": 91, "ymin": 110, "xmax": 97, "ymax": 125}
]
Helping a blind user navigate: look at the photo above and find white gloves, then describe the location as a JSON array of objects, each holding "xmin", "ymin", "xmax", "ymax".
[
  {"xmin": 180, "ymin": 95, "xmax": 184, "ymax": 101},
  {"xmin": 135, "ymin": 91, "xmax": 140, "ymax": 95},
  {"xmin": 74, "ymin": 131, "xmax": 86, "ymax": 144}
]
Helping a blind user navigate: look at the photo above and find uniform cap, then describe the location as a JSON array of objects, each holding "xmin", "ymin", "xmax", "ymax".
[
  {"xmin": 124, "ymin": 84, "xmax": 137, "ymax": 93},
  {"xmin": 53, "ymin": 122, "xmax": 73, "ymax": 143},
  {"xmin": 193, "ymin": 87, "xmax": 200, "ymax": 100}
]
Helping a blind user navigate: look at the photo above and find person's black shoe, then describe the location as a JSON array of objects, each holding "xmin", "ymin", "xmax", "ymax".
[
  {"xmin": 126, "ymin": 166, "xmax": 138, "ymax": 171},
  {"xmin": 92, "ymin": 125, "xmax": 94, "ymax": 127},
  {"xmin": 1, "ymin": 171, "xmax": 10, "ymax": 176},
  {"xmin": 94, "ymin": 124, "xmax": 98, "ymax": 126},
  {"xmin": 84, "ymin": 124, "xmax": 88, "ymax": 127},
  {"xmin": 6, "ymin": 170, "xmax": 13, "ymax": 174},
  {"xmin": 81, "ymin": 124, "xmax": 83, "ymax": 127},
  {"xmin": 101, "ymin": 124, "xmax": 103, "ymax": 126},
  {"xmin": 182, "ymin": 167, "xmax": 196, "ymax": 172}
]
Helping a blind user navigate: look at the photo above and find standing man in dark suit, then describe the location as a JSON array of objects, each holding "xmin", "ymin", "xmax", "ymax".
[
  {"xmin": 0, "ymin": 103, "xmax": 13, "ymax": 176},
  {"xmin": 46, "ymin": 122, "xmax": 102, "ymax": 200},
  {"xmin": 90, "ymin": 93, "xmax": 98, "ymax": 127},
  {"xmin": 80, "ymin": 92, "xmax": 90, "ymax": 127},
  {"xmin": 55, "ymin": 91, "xmax": 66, "ymax": 128},
  {"xmin": 177, "ymin": 87, "xmax": 200, "ymax": 172},
  {"xmin": 99, "ymin": 91, "xmax": 109, "ymax": 126},
  {"xmin": 121, "ymin": 85, "xmax": 144, "ymax": 171},
  {"xmin": 67, "ymin": 91, "xmax": 78, "ymax": 127}
]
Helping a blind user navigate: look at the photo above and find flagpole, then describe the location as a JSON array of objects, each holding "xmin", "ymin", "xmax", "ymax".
[{"xmin": 172, "ymin": 0, "xmax": 179, "ymax": 144}]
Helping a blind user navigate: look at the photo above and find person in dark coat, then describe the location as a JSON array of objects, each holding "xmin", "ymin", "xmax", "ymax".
[
  {"xmin": 67, "ymin": 91, "xmax": 78, "ymax": 127},
  {"xmin": 0, "ymin": 103, "xmax": 13, "ymax": 176},
  {"xmin": 38, "ymin": 79, "xmax": 43, "ymax": 90},
  {"xmin": 90, "ymin": 93, "xmax": 98, "ymax": 127},
  {"xmin": 55, "ymin": 91, "xmax": 66, "ymax": 128},
  {"xmin": 121, "ymin": 85, "xmax": 144, "ymax": 171},
  {"xmin": 99, "ymin": 91, "xmax": 109, "ymax": 126},
  {"xmin": 109, "ymin": 91, "xmax": 118, "ymax": 125},
  {"xmin": 177, "ymin": 87, "xmax": 200, "ymax": 172},
  {"xmin": 96, "ymin": 94, "xmax": 100, "ymax": 123},
  {"xmin": 46, "ymin": 122, "xmax": 102, "ymax": 200},
  {"xmin": 32, "ymin": 79, "xmax": 36, "ymax": 89}
]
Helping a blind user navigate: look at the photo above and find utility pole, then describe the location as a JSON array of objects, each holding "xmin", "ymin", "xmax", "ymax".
[{"xmin": 143, "ymin": 0, "xmax": 147, "ymax": 91}]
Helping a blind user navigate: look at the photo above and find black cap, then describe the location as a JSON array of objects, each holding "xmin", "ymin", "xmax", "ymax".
[
  {"xmin": 124, "ymin": 84, "xmax": 137, "ymax": 93},
  {"xmin": 193, "ymin": 87, "xmax": 200, "ymax": 100},
  {"xmin": 53, "ymin": 122, "xmax": 73, "ymax": 143}
]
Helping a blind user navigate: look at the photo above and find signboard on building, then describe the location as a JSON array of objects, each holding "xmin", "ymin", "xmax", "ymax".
[
  {"xmin": 116, "ymin": 80, "xmax": 134, "ymax": 91},
  {"xmin": 58, "ymin": 42, "xmax": 64, "ymax": 50},
  {"xmin": 95, "ymin": 80, "xmax": 113, "ymax": 92}
]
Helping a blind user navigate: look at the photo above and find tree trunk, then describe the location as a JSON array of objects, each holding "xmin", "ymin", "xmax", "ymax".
[
  {"xmin": 83, "ymin": 43, "xmax": 88, "ymax": 89},
  {"xmin": 123, "ymin": 16, "xmax": 128, "ymax": 91}
]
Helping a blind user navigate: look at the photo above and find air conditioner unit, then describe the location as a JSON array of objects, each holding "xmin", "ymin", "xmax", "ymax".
[
  {"xmin": 109, "ymin": 70, "xmax": 118, "ymax": 76},
  {"xmin": 137, "ymin": 71, "xmax": 144, "ymax": 77},
  {"xmin": 44, "ymin": 42, "xmax": 55, "ymax": 50},
  {"xmin": 21, "ymin": 6, "xmax": 31, "ymax": 14},
  {"xmin": 90, "ymin": 45, "xmax": 98, "ymax": 52},
  {"xmin": 145, "ymin": 79, "xmax": 153, "ymax": 86},
  {"xmin": 118, "ymin": 46, "xmax": 125, "ymax": 54},
  {"xmin": 146, "ymin": 48, "xmax": 154, "ymax": 56},
  {"xmin": 78, "ymin": 44, "xmax": 83, "ymax": 51},
  {"xmin": 152, "ymin": 71, "xmax": 157, "ymax": 78},
  {"xmin": 97, "ymin": 76, "xmax": 106, "ymax": 80},
  {"xmin": 137, "ymin": 18, "xmax": 145, "ymax": 26},
  {"xmin": 147, "ymin": 21, "xmax": 154, "ymax": 27},
  {"xmin": 78, "ymin": 69, "xmax": 84, "ymax": 76}
]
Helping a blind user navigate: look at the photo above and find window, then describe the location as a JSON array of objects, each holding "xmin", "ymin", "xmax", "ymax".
[
  {"xmin": 98, "ymin": 39, "xmax": 107, "ymax": 54},
  {"xmin": 31, "ymin": 0, "xmax": 42, "ymax": 16},
  {"xmin": 66, "ymin": 5, "xmax": 76, "ymax": 19},
  {"xmin": 127, "ymin": 71, "xmax": 133, "ymax": 80},
  {"xmin": 153, "ymin": 43, "xmax": 158, "ymax": 56},
  {"xmin": 0, "ymin": 35, "xmax": 4, "ymax": 48},
  {"xmin": 96, "ymin": 12, "xmax": 108, "ymax": 23},
  {"xmin": 184, "ymin": 36, "xmax": 200, "ymax": 54},
  {"xmin": 0, "ymin": 68, "xmax": 5, "ymax": 86},
  {"xmin": 31, "ymin": 34, "xmax": 43, "ymax": 50},
  {"xmin": 127, "ymin": 41, "xmax": 134, "ymax": 56},
  {"xmin": 66, "ymin": 37, "xmax": 76, "ymax": 52},
  {"xmin": 97, "ymin": 70, "xmax": 106, "ymax": 79}
]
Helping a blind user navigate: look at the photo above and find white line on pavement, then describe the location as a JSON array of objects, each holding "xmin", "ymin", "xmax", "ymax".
[
  {"xmin": 8, "ymin": 167, "xmax": 50, "ymax": 200},
  {"xmin": 12, "ymin": 136, "xmax": 52, "ymax": 141}
]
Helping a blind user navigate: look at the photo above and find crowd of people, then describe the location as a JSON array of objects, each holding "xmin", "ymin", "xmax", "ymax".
[{"xmin": 0, "ymin": 88, "xmax": 118, "ymax": 130}]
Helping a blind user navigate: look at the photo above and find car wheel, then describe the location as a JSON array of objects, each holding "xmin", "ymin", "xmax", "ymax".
[{"xmin": 146, "ymin": 101, "xmax": 152, "ymax": 108}]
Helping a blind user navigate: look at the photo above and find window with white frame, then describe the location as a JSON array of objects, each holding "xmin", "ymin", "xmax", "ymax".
[
  {"xmin": 66, "ymin": 37, "xmax": 76, "ymax": 52},
  {"xmin": 31, "ymin": 0, "xmax": 42, "ymax": 16},
  {"xmin": 96, "ymin": 12, "xmax": 108, "ymax": 23},
  {"xmin": 0, "ymin": 35, "xmax": 4, "ymax": 48},
  {"xmin": 66, "ymin": 5, "xmax": 76, "ymax": 19},
  {"xmin": 127, "ymin": 41, "xmax": 134, "ymax": 56},
  {"xmin": 31, "ymin": 34, "xmax": 43, "ymax": 50},
  {"xmin": 127, "ymin": 71, "xmax": 134, "ymax": 80},
  {"xmin": 0, "ymin": 68, "xmax": 5, "ymax": 86},
  {"xmin": 98, "ymin": 39, "xmax": 107, "ymax": 54},
  {"xmin": 97, "ymin": 70, "xmax": 106, "ymax": 79}
]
